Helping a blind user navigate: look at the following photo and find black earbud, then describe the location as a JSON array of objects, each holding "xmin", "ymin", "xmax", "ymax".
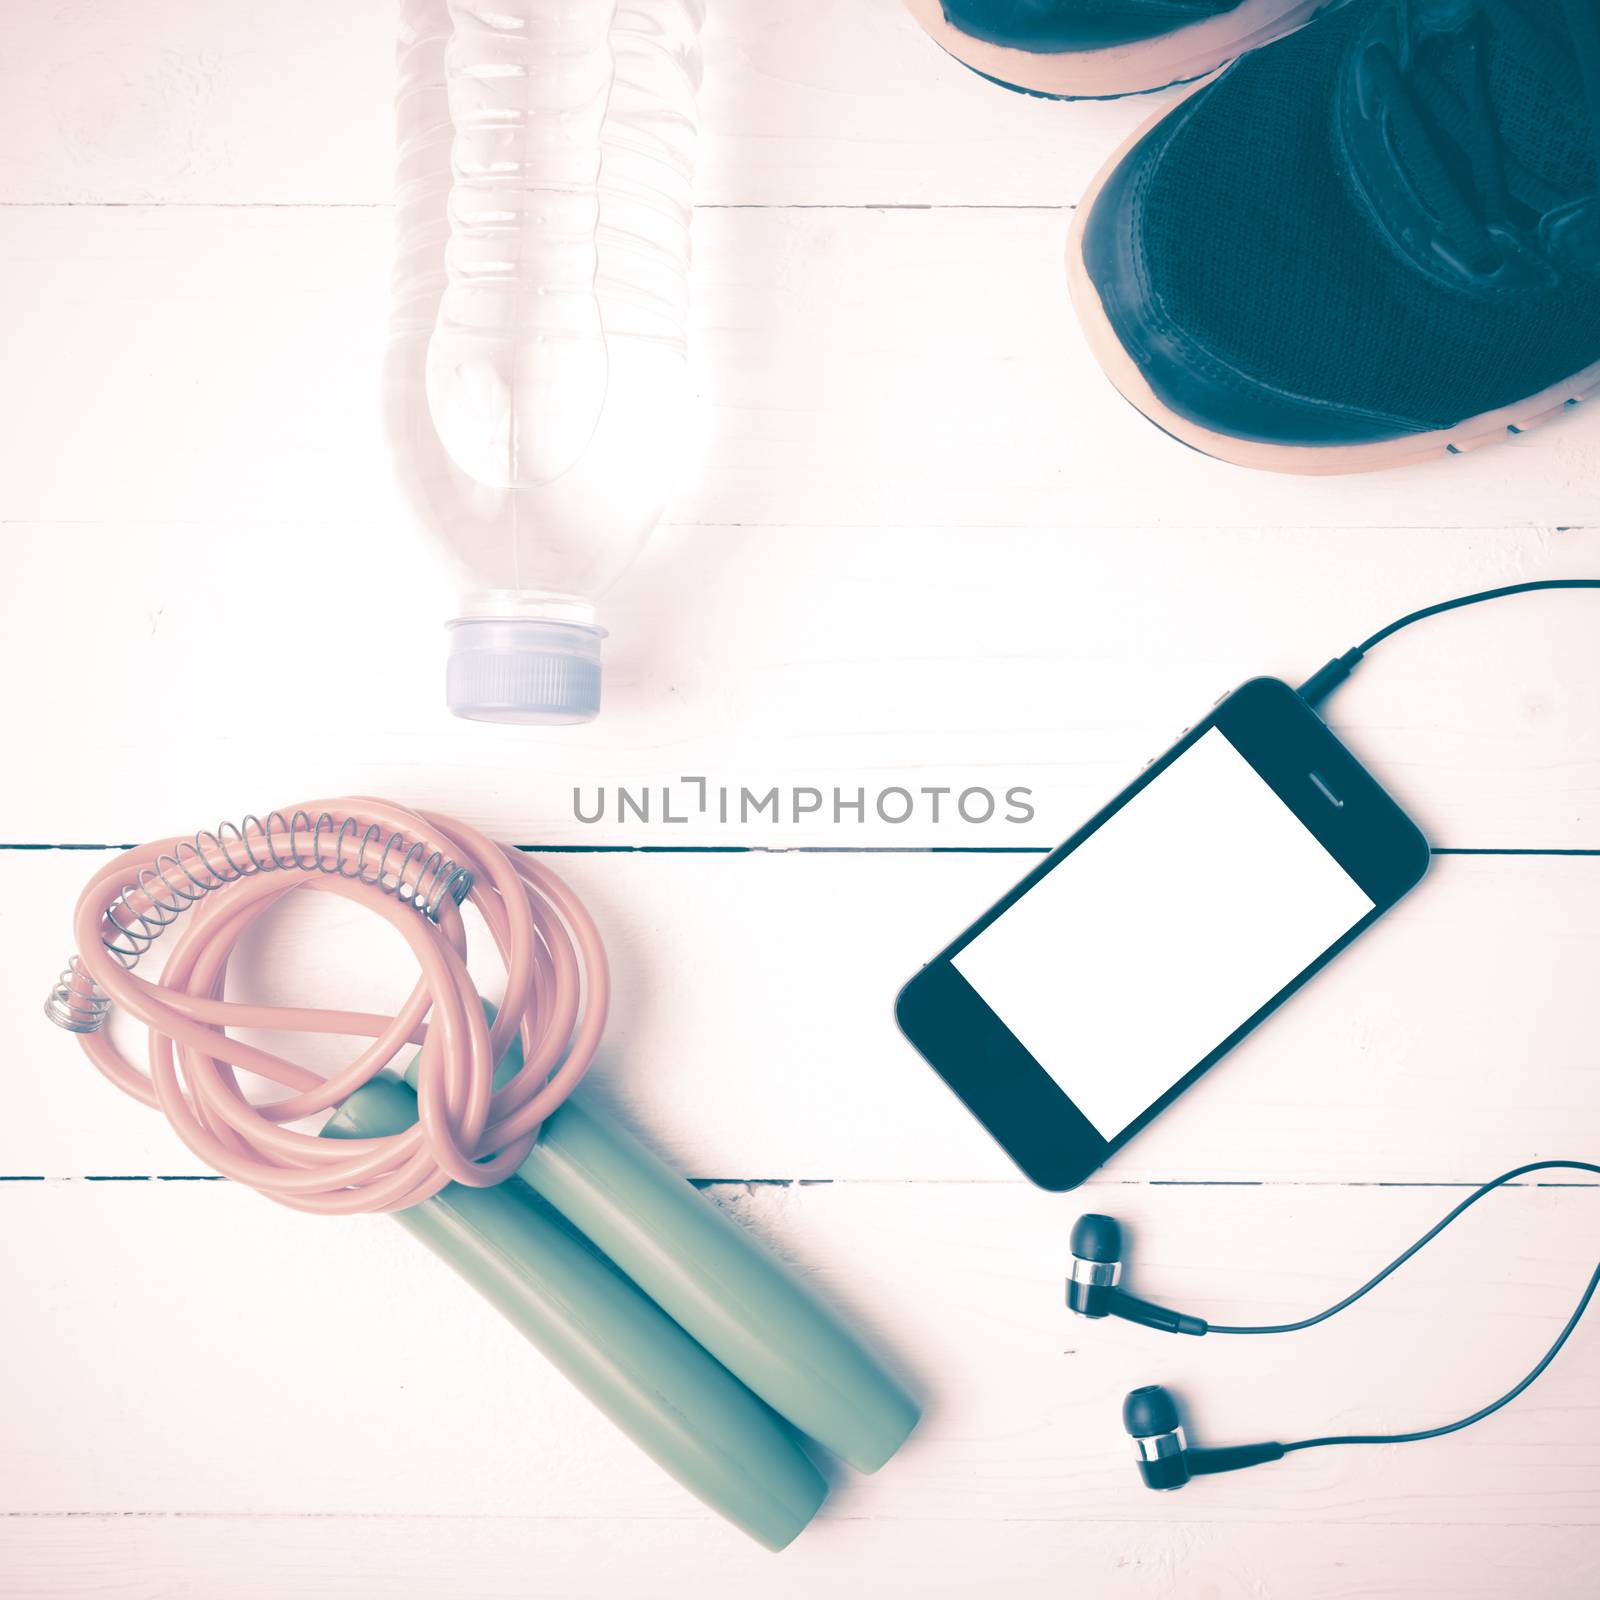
[
  {"xmin": 1078, "ymin": 1165, "xmax": 1600, "ymax": 1490},
  {"xmin": 1067, "ymin": 1214, "xmax": 1208, "ymax": 1336},
  {"xmin": 1065, "ymin": 1214, "xmax": 1122, "ymax": 1317},
  {"xmin": 1123, "ymin": 1385, "xmax": 1286, "ymax": 1490}
]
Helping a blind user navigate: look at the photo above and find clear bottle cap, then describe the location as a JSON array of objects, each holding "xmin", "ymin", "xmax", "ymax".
[{"xmin": 445, "ymin": 617, "xmax": 605, "ymax": 725}]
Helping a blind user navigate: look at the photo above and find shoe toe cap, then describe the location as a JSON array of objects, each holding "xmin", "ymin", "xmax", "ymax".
[{"xmin": 1077, "ymin": 104, "xmax": 1434, "ymax": 450}]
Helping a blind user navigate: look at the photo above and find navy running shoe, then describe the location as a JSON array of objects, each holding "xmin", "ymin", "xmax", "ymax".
[
  {"xmin": 1068, "ymin": 0, "xmax": 1600, "ymax": 472},
  {"xmin": 904, "ymin": 0, "xmax": 1346, "ymax": 98}
]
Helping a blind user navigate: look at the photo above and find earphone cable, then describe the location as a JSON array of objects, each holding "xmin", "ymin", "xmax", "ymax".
[
  {"xmin": 1208, "ymin": 1159, "xmax": 1599, "ymax": 1336},
  {"xmin": 1297, "ymin": 578, "xmax": 1600, "ymax": 708},
  {"xmin": 1281, "ymin": 1258, "xmax": 1600, "ymax": 1454}
]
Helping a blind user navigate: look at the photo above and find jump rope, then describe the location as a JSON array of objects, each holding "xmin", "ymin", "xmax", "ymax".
[
  {"xmin": 44, "ymin": 798, "xmax": 918, "ymax": 1550},
  {"xmin": 42, "ymin": 581, "xmax": 1600, "ymax": 1516},
  {"xmin": 49, "ymin": 800, "xmax": 605, "ymax": 1211}
]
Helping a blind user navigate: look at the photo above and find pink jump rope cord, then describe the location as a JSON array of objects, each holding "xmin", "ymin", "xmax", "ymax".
[{"xmin": 60, "ymin": 798, "xmax": 609, "ymax": 1214}]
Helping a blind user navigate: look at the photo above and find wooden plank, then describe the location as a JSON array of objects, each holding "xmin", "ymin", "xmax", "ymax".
[
  {"xmin": 3, "ymin": 207, "xmax": 1598, "ymax": 540},
  {"xmin": 12, "ymin": 849, "xmax": 1599, "ymax": 1182},
  {"xmin": 0, "ymin": 0, "xmax": 1147, "ymax": 208},
  {"xmin": 5, "ymin": 516, "xmax": 1600, "ymax": 849},
  {"xmin": 3, "ymin": 1514, "xmax": 1596, "ymax": 1600},
  {"xmin": 4, "ymin": 1180, "xmax": 1597, "ymax": 1526}
]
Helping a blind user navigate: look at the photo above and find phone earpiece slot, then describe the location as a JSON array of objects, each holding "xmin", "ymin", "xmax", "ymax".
[{"xmin": 1309, "ymin": 771, "xmax": 1344, "ymax": 808}]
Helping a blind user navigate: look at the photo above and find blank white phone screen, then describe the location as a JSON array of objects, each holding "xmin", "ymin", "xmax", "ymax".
[{"xmin": 951, "ymin": 727, "xmax": 1375, "ymax": 1143}]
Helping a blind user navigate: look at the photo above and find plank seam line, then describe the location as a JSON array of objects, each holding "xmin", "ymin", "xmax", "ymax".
[
  {"xmin": 4, "ymin": 521, "xmax": 1590, "ymax": 533},
  {"xmin": 0, "ymin": 201, "xmax": 1072, "ymax": 214},
  {"xmin": 0, "ymin": 1511, "xmax": 1593, "ymax": 1529},
  {"xmin": 1, "ymin": 844, "xmax": 1596, "ymax": 858},
  {"xmin": 7, "ymin": 1175, "xmax": 1595, "ymax": 1189}
]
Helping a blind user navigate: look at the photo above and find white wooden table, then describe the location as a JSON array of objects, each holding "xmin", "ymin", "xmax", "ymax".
[{"xmin": 4, "ymin": 3, "xmax": 1599, "ymax": 1596}]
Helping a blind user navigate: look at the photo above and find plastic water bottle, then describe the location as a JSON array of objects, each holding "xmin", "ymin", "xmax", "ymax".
[{"xmin": 388, "ymin": 0, "xmax": 703, "ymax": 723}]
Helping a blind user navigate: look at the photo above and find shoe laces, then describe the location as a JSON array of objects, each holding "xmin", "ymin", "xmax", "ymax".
[{"xmin": 1371, "ymin": 0, "xmax": 1600, "ymax": 276}]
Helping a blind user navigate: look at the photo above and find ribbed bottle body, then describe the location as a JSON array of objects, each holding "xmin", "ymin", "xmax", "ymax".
[{"xmin": 387, "ymin": 0, "xmax": 701, "ymax": 719}]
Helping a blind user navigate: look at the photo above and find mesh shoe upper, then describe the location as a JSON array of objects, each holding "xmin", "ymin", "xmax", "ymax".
[{"xmin": 1082, "ymin": 0, "xmax": 1600, "ymax": 440}]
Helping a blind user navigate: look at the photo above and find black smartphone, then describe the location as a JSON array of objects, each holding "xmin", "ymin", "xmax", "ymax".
[{"xmin": 896, "ymin": 678, "xmax": 1431, "ymax": 1190}]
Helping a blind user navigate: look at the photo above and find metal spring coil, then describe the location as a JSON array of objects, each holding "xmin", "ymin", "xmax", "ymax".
[
  {"xmin": 44, "ymin": 810, "xmax": 473, "ymax": 1033},
  {"xmin": 45, "ymin": 960, "xmax": 112, "ymax": 1035}
]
